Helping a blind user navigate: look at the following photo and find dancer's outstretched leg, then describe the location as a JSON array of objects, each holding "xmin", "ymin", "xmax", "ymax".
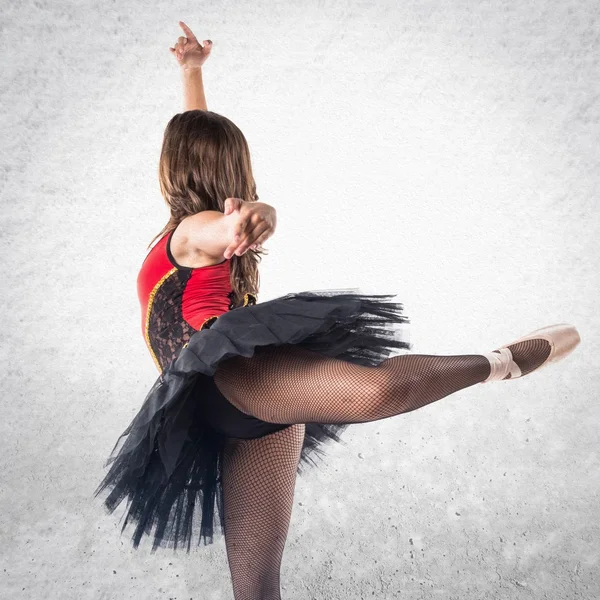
[
  {"xmin": 212, "ymin": 326, "xmax": 577, "ymax": 600},
  {"xmin": 213, "ymin": 338, "xmax": 556, "ymax": 425},
  {"xmin": 221, "ymin": 424, "xmax": 305, "ymax": 600}
]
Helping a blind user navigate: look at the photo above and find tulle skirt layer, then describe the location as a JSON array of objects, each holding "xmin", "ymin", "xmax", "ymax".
[{"xmin": 94, "ymin": 288, "xmax": 411, "ymax": 552}]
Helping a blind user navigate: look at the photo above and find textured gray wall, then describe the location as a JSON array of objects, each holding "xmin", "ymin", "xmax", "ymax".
[{"xmin": 1, "ymin": 1, "xmax": 598, "ymax": 598}]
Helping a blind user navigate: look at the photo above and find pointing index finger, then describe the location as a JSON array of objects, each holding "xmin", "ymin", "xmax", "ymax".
[{"xmin": 178, "ymin": 21, "xmax": 197, "ymax": 42}]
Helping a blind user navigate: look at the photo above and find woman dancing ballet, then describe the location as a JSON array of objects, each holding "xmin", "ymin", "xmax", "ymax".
[{"xmin": 95, "ymin": 22, "xmax": 581, "ymax": 600}]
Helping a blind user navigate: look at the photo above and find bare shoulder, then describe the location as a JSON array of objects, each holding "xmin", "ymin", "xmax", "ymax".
[{"xmin": 170, "ymin": 211, "xmax": 229, "ymax": 268}]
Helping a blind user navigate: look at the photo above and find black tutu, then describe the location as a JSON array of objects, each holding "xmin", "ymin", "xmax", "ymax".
[{"xmin": 94, "ymin": 289, "xmax": 411, "ymax": 552}]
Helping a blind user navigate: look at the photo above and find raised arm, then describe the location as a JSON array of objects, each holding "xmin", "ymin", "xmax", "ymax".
[{"xmin": 169, "ymin": 21, "xmax": 212, "ymax": 111}]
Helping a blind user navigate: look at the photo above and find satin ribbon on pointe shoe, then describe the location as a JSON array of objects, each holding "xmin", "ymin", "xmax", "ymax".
[{"xmin": 482, "ymin": 347, "xmax": 522, "ymax": 382}]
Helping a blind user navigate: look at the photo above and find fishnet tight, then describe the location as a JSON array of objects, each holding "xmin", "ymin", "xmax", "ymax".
[
  {"xmin": 212, "ymin": 339, "xmax": 551, "ymax": 599},
  {"xmin": 221, "ymin": 425, "xmax": 305, "ymax": 600}
]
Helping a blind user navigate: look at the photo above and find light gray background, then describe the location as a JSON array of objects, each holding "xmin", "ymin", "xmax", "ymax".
[{"xmin": 1, "ymin": 1, "xmax": 598, "ymax": 599}]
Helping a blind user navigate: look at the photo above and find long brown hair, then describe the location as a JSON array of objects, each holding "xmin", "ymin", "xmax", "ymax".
[{"xmin": 149, "ymin": 110, "xmax": 265, "ymax": 307}]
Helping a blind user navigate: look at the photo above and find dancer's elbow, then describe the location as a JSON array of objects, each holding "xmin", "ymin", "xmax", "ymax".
[{"xmin": 184, "ymin": 210, "xmax": 236, "ymax": 261}]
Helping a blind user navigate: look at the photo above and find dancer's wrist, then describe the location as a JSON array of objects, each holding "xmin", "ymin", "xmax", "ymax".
[{"xmin": 181, "ymin": 66, "xmax": 207, "ymax": 111}]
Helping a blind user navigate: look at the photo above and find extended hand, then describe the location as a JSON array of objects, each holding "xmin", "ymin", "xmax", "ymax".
[
  {"xmin": 223, "ymin": 199, "xmax": 277, "ymax": 259},
  {"xmin": 169, "ymin": 21, "xmax": 212, "ymax": 69}
]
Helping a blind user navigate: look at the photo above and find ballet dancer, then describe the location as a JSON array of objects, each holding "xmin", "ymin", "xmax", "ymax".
[{"xmin": 95, "ymin": 21, "xmax": 581, "ymax": 600}]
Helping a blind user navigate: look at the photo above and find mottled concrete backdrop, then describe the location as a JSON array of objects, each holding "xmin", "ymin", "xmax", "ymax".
[{"xmin": 1, "ymin": 1, "xmax": 598, "ymax": 598}]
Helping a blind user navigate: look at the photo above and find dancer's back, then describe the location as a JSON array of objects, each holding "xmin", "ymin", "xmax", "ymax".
[{"xmin": 137, "ymin": 228, "xmax": 234, "ymax": 372}]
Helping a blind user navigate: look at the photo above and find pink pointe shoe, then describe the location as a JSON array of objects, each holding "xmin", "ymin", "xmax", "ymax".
[{"xmin": 481, "ymin": 323, "xmax": 581, "ymax": 383}]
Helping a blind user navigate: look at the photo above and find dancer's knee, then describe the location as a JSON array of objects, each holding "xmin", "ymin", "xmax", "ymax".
[{"xmin": 375, "ymin": 362, "xmax": 413, "ymax": 413}]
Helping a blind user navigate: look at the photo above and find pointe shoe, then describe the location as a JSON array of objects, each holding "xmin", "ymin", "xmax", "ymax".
[{"xmin": 481, "ymin": 323, "xmax": 581, "ymax": 383}]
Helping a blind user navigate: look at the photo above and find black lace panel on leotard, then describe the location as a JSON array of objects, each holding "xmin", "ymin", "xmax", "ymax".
[{"xmin": 146, "ymin": 269, "xmax": 196, "ymax": 372}]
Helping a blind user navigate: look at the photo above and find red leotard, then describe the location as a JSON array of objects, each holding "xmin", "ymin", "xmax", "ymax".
[{"xmin": 136, "ymin": 229, "xmax": 233, "ymax": 372}]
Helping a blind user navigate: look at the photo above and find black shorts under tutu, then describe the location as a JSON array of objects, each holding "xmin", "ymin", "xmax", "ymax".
[{"xmin": 94, "ymin": 289, "xmax": 412, "ymax": 552}]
